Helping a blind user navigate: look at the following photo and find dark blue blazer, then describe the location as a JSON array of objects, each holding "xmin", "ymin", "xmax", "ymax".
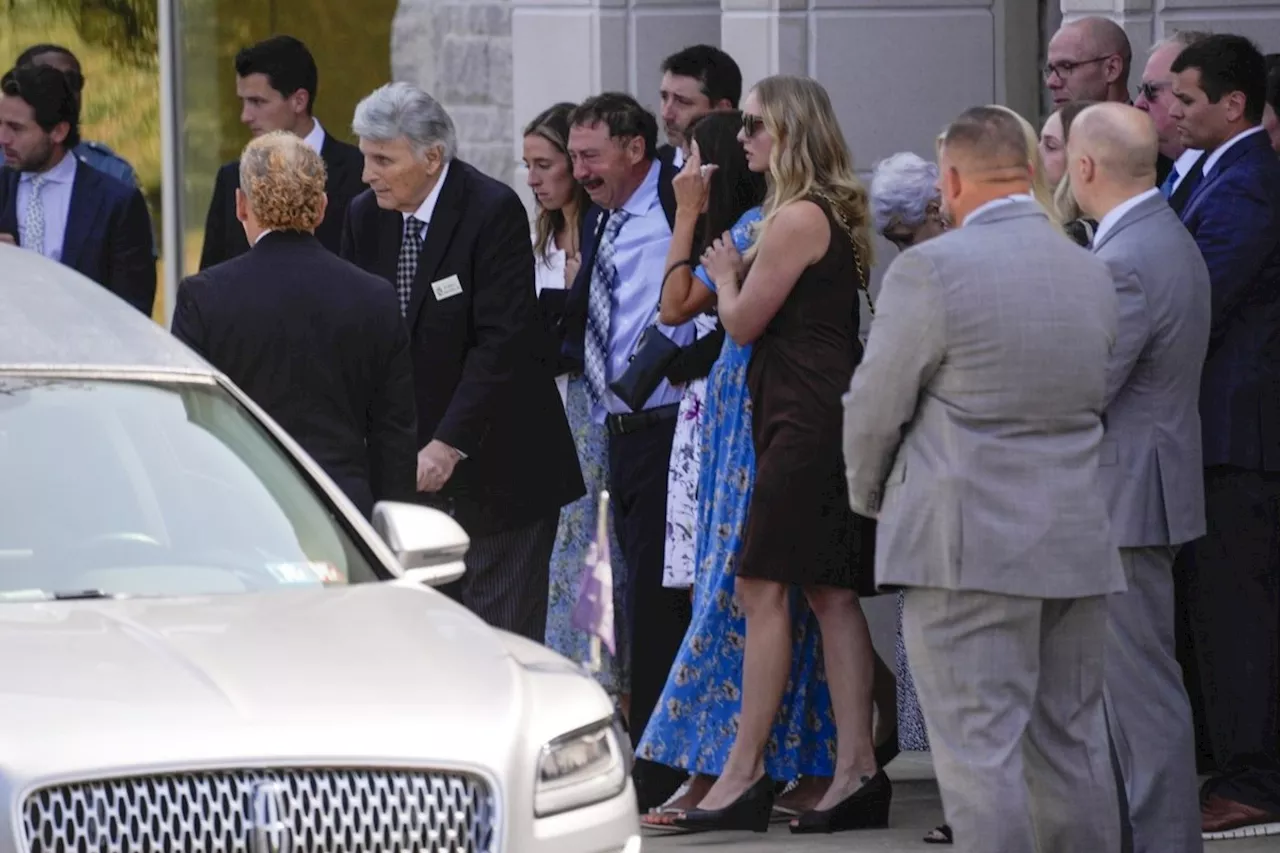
[
  {"xmin": 1180, "ymin": 129, "xmax": 1280, "ymax": 471},
  {"xmin": 0, "ymin": 159, "xmax": 155, "ymax": 315},
  {"xmin": 172, "ymin": 230, "xmax": 418, "ymax": 518}
]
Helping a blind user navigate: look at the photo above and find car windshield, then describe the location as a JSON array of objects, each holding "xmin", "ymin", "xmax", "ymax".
[{"xmin": 0, "ymin": 374, "xmax": 384, "ymax": 599}]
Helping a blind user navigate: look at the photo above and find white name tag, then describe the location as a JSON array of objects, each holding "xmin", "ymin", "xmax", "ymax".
[{"xmin": 431, "ymin": 274, "xmax": 463, "ymax": 301}]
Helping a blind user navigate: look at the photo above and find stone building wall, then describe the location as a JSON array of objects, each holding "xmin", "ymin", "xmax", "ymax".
[{"xmin": 391, "ymin": 0, "xmax": 516, "ymax": 186}]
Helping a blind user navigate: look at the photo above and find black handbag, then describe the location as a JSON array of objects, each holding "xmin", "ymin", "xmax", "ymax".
[
  {"xmin": 607, "ymin": 260, "xmax": 691, "ymax": 411},
  {"xmin": 608, "ymin": 314, "xmax": 682, "ymax": 411}
]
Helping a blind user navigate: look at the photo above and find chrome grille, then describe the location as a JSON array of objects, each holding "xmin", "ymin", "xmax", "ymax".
[{"xmin": 22, "ymin": 767, "xmax": 496, "ymax": 853}]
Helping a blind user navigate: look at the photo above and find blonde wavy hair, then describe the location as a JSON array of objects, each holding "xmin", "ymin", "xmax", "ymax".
[
  {"xmin": 239, "ymin": 131, "xmax": 328, "ymax": 232},
  {"xmin": 746, "ymin": 75, "xmax": 875, "ymax": 280}
]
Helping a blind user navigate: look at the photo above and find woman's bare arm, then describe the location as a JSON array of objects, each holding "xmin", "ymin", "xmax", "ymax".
[
  {"xmin": 715, "ymin": 200, "xmax": 828, "ymax": 345},
  {"xmin": 659, "ymin": 208, "xmax": 715, "ymax": 325}
]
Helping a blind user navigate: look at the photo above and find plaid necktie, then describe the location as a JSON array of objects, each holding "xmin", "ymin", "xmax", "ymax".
[
  {"xmin": 584, "ymin": 210, "xmax": 631, "ymax": 404},
  {"xmin": 22, "ymin": 175, "xmax": 47, "ymax": 257},
  {"xmin": 396, "ymin": 217, "xmax": 425, "ymax": 317}
]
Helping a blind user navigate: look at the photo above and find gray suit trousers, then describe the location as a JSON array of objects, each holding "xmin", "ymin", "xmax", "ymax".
[
  {"xmin": 902, "ymin": 588, "xmax": 1120, "ymax": 853},
  {"xmin": 1105, "ymin": 546, "xmax": 1203, "ymax": 853}
]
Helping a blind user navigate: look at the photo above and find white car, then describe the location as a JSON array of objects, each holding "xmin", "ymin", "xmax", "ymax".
[{"xmin": 0, "ymin": 245, "xmax": 639, "ymax": 853}]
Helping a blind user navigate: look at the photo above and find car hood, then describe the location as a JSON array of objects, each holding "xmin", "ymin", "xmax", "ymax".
[{"xmin": 0, "ymin": 583, "xmax": 543, "ymax": 785}]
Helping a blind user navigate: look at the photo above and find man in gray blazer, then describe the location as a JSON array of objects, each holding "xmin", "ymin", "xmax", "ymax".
[
  {"xmin": 843, "ymin": 105, "xmax": 1125, "ymax": 853},
  {"xmin": 1069, "ymin": 102, "xmax": 1209, "ymax": 853}
]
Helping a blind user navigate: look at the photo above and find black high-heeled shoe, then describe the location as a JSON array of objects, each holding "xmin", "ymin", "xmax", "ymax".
[
  {"xmin": 789, "ymin": 768, "xmax": 892, "ymax": 834},
  {"xmin": 874, "ymin": 724, "xmax": 901, "ymax": 769},
  {"xmin": 670, "ymin": 774, "xmax": 775, "ymax": 833}
]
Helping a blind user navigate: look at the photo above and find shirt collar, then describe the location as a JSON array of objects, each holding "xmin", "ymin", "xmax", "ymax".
[
  {"xmin": 1202, "ymin": 126, "xmax": 1266, "ymax": 178},
  {"xmin": 672, "ymin": 146, "xmax": 685, "ymax": 169},
  {"xmin": 962, "ymin": 193, "xmax": 1035, "ymax": 226},
  {"xmin": 619, "ymin": 159, "xmax": 662, "ymax": 218},
  {"xmin": 21, "ymin": 151, "xmax": 77, "ymax": 185},
  {"xmin": 301, "ymin": 119, "xmax": 326, "ymax": 154},
  {"xmin": 1092, "ymin": 187, "xmax": 1160, "ymax": 247},
  {"xmin": 403, "ymin": 161, "xmax": 452, "ymax": 228},
  {"xmin": 1173, "ymin": 147, "xmax": 1202, "ymax": 176}
]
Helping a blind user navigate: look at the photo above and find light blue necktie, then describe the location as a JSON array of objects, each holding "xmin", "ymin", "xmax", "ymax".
[{"xmin": 1160, "ymin": 165, "xmax": 1179, "ymax": 199}]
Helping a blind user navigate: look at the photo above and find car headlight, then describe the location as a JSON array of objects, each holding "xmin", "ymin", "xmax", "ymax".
[{"xmin": 534, "ymin": 716, "xmax": 629, "ymax": 817}]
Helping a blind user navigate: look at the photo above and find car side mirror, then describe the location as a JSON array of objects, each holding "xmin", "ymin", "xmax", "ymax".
[{"xmin": 371, "ymin": 501, "xmax": 468, "ymax": 587}]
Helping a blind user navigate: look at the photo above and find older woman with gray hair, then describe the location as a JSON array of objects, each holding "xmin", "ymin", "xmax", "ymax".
[
  {"xmin": 341, "ymin": 82, "xmax": 586, "ymax": 645},
  {"xmin": 869, "ymin": 152, "xmax": 948, "ymax": 251}
]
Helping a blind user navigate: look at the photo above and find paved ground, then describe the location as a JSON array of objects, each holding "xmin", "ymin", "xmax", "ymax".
[{"xmin": 644, "ymin": 753, "xmax": 1277, "ymax": 852}]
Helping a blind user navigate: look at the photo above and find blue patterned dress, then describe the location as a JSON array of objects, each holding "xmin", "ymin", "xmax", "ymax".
[
  {"xmin": 637, "ymin": 207, "xmax": 837, "ymax": 779},
  {"xmin": 543, "ymin": 375, "xmax": 630, "ymax": 695}
]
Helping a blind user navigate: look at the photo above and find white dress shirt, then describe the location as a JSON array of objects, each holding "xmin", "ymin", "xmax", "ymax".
[
  {"xmin": 1092, "ymin": 187, "xmax": 1161, "ymax": 247},
  {"xmin": 403, "ymin": 162, "xmax": 450, "ymax": 232},
  {"xmin": 301, "ymin": 119, "xmax": 326, "ymax": 155},
  {"xmin": 1167, "ymin": 148, "xmax": 1203, "ymax": 196},
  {"xmin": 16, "ymin": 153, "xmax": 77, "ymax": 261}
]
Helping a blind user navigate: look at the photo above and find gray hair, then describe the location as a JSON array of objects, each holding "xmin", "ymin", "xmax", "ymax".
[
  {"xmin": 869, "ymin": 152, "xmax": 940, "ymax": 233},
  {"xmin": 1150, "ymin": 29, "xmax": 1213, "ymax": 54},
  {"xmin": 352, "ymin": 82, "xmax": 457, "ymax": 161}
]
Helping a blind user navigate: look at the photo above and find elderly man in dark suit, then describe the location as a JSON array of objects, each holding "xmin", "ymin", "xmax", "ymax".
[
  {"xmin": 199, "ymin": 35, "xmax": 364, "ymax": 269},
  {"xmin": 341, "ymin": 82, "xmax": 583, "ymax": 643},
  {"xmin": 1169, "ymin": 33, "xmax": 1280, "ymax": 839},
  {"xmin": 172, "ymin": 131, "xmax": 417, "ymax": 519},
  {"xmin": 0, "ymin": 64, "xmax": 154, "ymax": 314}
]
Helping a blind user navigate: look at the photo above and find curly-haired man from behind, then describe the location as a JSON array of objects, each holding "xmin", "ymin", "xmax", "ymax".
[{"xmin": 172, "ymin": 131, "xmax": 418, "ymax": 518}]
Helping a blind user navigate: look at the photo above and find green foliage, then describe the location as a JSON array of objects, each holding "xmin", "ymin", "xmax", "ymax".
[{"xmin": 41, "ymin": 0, "xmax": 158, "ymax": 68}]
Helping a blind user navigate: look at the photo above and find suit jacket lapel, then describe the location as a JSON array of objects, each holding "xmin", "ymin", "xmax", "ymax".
[
  {"xmin": 406, "ymin": 165, "xmax": 464, "ymax": 329},
  {"xmin": 376, "ymin": 206, "xmax": 401, "ymax": 285},
  {"xmin": 0, "ymin": 170, "xmax": 18, "ymax": 240},
  {"xmin": 1181, "ymin": 131, "xmax": 1268, "ymax": 223},
  {"xmin": 320, "ymin": 135, "xmax": 349, "ymax": 192},
  {"xmin": 62, "ymin": 165, "xmax": 105, "ymax": 270},
  {"xmin": 1091, "ymin": 193, "xmax": 1166, "ymax": 253}
]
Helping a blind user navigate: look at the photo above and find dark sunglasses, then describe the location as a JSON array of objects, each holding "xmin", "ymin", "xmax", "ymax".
[
  {"xmin": 1137, "ymin": 81, "xmax": 1169, "ymax": 102},
  {"xmin": 741, "ymin": 113, "xmax": 764, "ymax": 137}
]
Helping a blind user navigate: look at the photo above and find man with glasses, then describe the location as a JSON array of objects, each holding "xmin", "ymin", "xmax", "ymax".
[
  {"xmin": 1136, "ymin": 31, "xmax": 1212, "ymax": 209},
  {"xmin": 1046, "ymin": 16, "xmax": 1134, "ymax": 108}
]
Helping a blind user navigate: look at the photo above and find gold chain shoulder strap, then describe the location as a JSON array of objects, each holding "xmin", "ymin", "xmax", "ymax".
[{"xmin": 813, "ymin": 191, "xmax": 874, "ymax": 316}]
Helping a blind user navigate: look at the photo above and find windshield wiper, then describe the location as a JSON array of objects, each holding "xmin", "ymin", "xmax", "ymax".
[
  {"xmin": 0, "ymin": 589, "xmax": 122, "ymax": 602},
  {"xmin": 50, "ymin": 589, "xmax": 120, "ymax": 600}
]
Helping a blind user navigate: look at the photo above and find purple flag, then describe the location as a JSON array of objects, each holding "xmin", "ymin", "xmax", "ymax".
[{"xmin": 571, "ymin": 491, "xmax": 616, "ymax": 659}]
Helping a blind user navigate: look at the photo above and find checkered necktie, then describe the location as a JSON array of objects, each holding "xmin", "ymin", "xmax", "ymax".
[
  {"xmin": 396, "ymin": 217, "xmax": 425, "ymax": 317},
  {"xmin": 22, "ymin": 175, "xmax": 47, "ymax": 257},
  {"xmin": 584, "ymin": 210, "xmax": 631, "ymax": 404}
]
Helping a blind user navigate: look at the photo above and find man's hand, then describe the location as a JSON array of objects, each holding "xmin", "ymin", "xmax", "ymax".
[
  {"xmin": 416, "ymin": 440, "xmax": 463, "ymax": 492},
  {"xmin": 0, "ymin": 233, "xmax": 15, "ymax": 245}
]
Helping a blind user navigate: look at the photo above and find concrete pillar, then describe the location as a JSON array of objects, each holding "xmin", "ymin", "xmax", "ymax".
[{"xmin": 392, "ymin": 0, "xmax": 517, "ymax": 186}]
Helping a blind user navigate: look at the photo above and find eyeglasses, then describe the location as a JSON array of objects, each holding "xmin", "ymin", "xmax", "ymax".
[
  {"xmin": 1043, "ymin": 56, "xmax": 1111, "ymax": 80},
  {"xmin": 741, "ymin": 113, "xmax": 764, "ymax": 137},
  {"xmin": 1137, "ymin": 81, "xmax": 1170, "ymax": 102}
]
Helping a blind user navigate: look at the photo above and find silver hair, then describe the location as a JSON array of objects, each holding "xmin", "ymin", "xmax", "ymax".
[
  {"xmin": 869, "ymin": 152, "xmax": 940, "ymax": 234},
  {"xmin": 1149, "ymin": 29, "xmax": 1213, "ymax": 55},
  {"xmin": 352, "ymin": 82, "xmax": 457, "ymax": 161}
]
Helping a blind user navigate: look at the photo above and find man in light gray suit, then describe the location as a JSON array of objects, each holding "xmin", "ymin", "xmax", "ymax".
[
  {"xmin": 1069, "ymin": 102, "xmax": 1209, "ymax": 853},
  {"xmin": 842, "ymin": 106, "xmax": 1125, "ymax": 853}
]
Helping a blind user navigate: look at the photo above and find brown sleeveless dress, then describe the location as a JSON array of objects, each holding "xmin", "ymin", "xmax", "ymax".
[{"xmin": 737, "ymin": 196, "xmax": 869, "ymax": 589}]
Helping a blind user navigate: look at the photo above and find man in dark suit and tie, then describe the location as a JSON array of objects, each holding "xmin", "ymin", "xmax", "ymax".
[
  {"xmin": 1169, "ymin": 33, "xmax": 1280, "ymax": 839},
  {"xmin": 341, "ymin": 82, "xmax": 583, "ymax": 643},
  {"xmin": 199, "ymin": 35, "xmax": 364, "ymax": 270},
  {"xmin": 0, "ymin": 64, "xmax": 153, "ymax": 314},
  {"xmin": 172, "ymin": 130, "xmax": 417, "ymax": 519}
]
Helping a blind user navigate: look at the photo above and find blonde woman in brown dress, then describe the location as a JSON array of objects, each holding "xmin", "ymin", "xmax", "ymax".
[{"xmin": 673, "ymin": 75, "xmax": 888, "ymax": 835}]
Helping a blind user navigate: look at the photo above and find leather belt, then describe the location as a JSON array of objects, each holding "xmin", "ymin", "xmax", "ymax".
[{"xmin": 605, "ymin": 403, "xmax": 680, "ymax": 437}]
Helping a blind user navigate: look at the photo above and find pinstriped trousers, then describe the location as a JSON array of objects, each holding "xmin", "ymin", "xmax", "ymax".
[{"xmin": 444, "ymin": 513, "xmax": 560, "ymax": 643}]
